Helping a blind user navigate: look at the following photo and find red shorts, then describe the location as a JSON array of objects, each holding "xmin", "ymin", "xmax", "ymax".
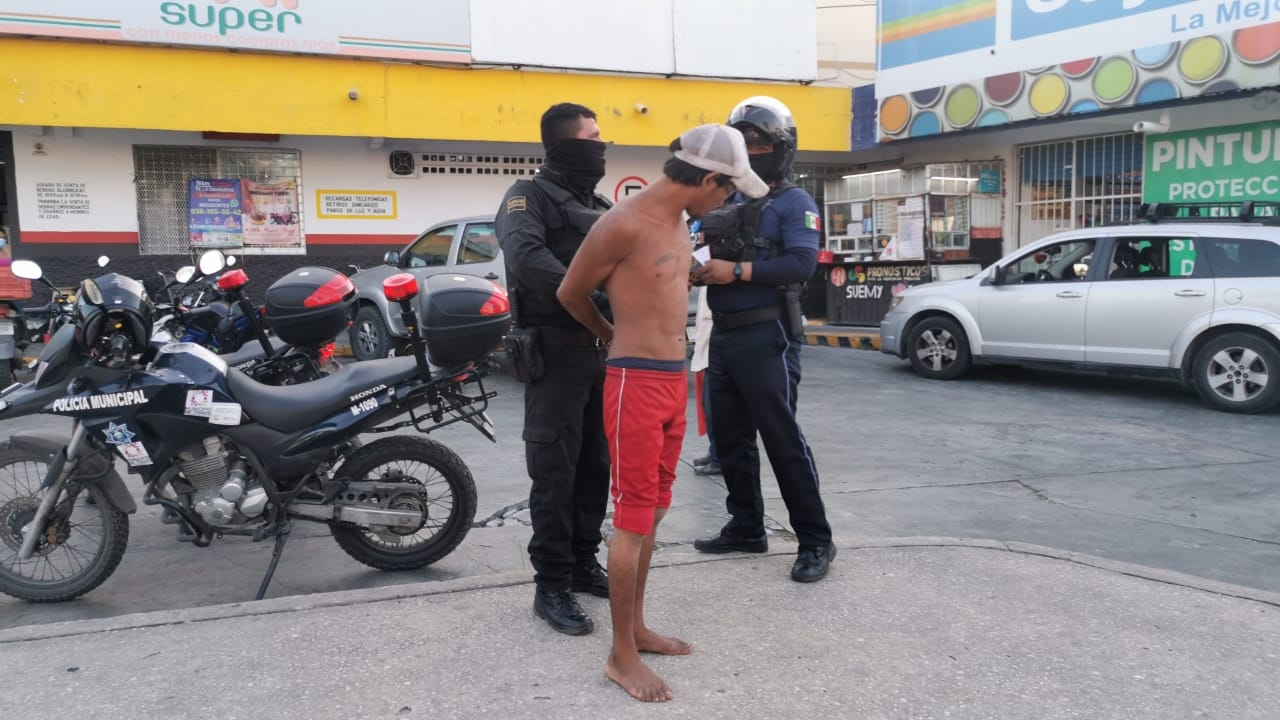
[{"xmin": 603, "ymin": 363, "xmax": 688, "ymax": 535}]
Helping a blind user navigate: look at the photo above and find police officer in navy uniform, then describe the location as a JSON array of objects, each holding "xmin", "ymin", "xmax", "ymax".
[
  {"xmin": 496, "ymin": 103, "xmax": 613, "ymax": 634},
  {"xmin": 691, "ymin": 96, "xmax": 836, "ymax": 583}
]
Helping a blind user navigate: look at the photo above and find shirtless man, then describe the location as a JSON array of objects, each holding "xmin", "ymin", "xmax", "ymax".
[{"xmin": 557, "ymin": 124, "xmax": 768, "ymax": 703}]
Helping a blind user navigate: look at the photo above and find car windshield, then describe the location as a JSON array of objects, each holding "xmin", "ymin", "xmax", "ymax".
[{"xmin": 405, "ymin": 225, "xmax": 456, "ymax": 268}]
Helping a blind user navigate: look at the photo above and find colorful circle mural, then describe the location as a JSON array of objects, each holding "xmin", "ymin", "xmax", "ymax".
[{"xmin": 875, "ymin": 23, "xmax": 1280, "ymax": 141}]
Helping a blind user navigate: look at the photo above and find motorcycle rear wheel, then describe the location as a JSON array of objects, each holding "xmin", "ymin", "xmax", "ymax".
[
  {"xmin": 329, "ymin": 436, "xmax": 477, "ymax": 571},
  {"xmin": 0, "ymin": 447, "xmax": 130, "ymax": 602}
]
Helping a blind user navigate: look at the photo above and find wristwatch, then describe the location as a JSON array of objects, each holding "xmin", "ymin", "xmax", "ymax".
[{"xmin": 732, "ymin": 261, "xmax": 744, "ymax": 281}]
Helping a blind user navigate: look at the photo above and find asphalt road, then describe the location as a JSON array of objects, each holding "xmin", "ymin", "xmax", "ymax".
[{"xmin": 3, "ymin": 345, "xmax": 1278, "ymax": 629}]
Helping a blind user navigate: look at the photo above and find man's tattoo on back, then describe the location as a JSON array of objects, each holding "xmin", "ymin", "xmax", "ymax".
[{"xmin": 653, "ymin": 253, "xmax": 677, "ymax": 266}]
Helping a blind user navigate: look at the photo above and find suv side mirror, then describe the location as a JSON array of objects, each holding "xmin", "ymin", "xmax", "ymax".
[{"xmin": 383, "ymin": 251, "xmax": 401, "ymax": 267}]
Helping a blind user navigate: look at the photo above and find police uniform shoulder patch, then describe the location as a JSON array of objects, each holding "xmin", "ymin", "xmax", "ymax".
[
  {"xmin": 507, "ymin": 196, "xmax": 527, "ymax": 214},
  {"xmin": 804, "ymin": 211, "xmax": 821, "ymax": 232}
]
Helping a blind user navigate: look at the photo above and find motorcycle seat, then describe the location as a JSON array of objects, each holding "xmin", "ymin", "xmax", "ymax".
[
  {"xmin": 220, "ymin": 336, "xmax": 289, "ymax": 369},
  {"xmin": 226, "ymin": 356, "xmax": 420, "ymax": 433}
]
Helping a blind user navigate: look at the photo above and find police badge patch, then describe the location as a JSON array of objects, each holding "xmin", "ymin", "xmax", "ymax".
[
  {"xmin": 507, "ymin": 196, "xmax": 527, "ymax": 213},
  {"xmin": 804, "ymin": 211, "xmax": 821, "ymax": 231}
]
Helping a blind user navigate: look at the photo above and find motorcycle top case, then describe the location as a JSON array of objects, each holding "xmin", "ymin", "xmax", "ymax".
[
  {"xmin": 419, "ymin": 274, "xmax": 510, "ymax": 368},
  {"xmin": 264, "ymin": 266, "xmax": 356, "ymax": 347}
]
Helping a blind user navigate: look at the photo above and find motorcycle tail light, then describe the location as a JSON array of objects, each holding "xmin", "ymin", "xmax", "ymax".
[
  {"xmin": 217, "ymin": 269, "xmax": 250, "ymax": 291},
  {"xmin": 383, "ymin": 273, "xmax": 419, "ymax": 302},
  {"xmin": 317, "ymin": 342, "xmax": 335, "ymax": 364},
  {"xmin": 479, "ymin": 283, "xmax": 510, "ymax": 316},
  {"xmin": 304, "ymin": 274, "xmax": 355, "ymax": 308},
  {"xmin": 0, "ymin": 306, "xmax": 8, "ymax": 318}
]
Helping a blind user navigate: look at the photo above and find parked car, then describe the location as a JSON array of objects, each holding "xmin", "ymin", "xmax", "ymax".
[
  {"xmin": 348, "ymin": 216, "xmax": 506, "ymax": 361},
  {"xmin": 349, "ymin": 214, "xmax": 700, "ymax": 362},
  {"xmin": 880, "ymin": 202, "xmax": 1280, "ymax": 414}
]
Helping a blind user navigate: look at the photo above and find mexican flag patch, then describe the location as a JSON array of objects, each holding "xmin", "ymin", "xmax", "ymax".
[{"xmin": 804, "ymin": 211, "xmax": 821, "ymax": 231}]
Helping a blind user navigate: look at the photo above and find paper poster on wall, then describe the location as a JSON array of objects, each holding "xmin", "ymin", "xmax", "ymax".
[
  {"xmin": 188, "ymin": 179, "xmax": 244, "ymax": 249},
  {"xmin": 896, "ymin": 197, "xmax": 926, "ymax": 260},
  {"xmin": 242, "ymin": 180, "xmax": 302, "ymax": 248}
]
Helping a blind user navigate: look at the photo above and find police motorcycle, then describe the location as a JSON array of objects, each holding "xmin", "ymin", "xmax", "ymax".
[
  {"xmin": 0, "ymin": 262, "xmax": 511, "ymax": 602},
  {"xmin": 153, "ymin": 251, "xmax": 342, "ymax": 386},
  {"xmin": 152, "ymin": 252, "xmax": 266, "ymax": 356}
]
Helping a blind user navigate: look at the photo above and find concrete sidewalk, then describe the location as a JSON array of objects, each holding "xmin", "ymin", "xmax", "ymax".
[{"xmin": 2, "ymin": 537, "xmax": 1277, "ymax": 720}]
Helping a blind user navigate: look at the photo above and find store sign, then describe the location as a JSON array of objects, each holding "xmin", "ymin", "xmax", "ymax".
[
  {"xmin": 827, "ymin": 262, "xmax": 930, "ymax": 325},
  {"xmin": 243, "ymin": 180, "xmax": 301, "ymax": 247},
  {"xmin": 874, "ymin": 1, "xmax": 1280, "ymax": 143},
  {"xmin": 1011, "ymin": 0, "xmax": 1197, "ymax": 40},
  {"xmin": 1143, "ymin": 120, "xmax": 1280, "ymax": 203},
  {"xmin": 316, "ymin": 190, "xmax": 397, "ymax": 219},
  {"xmin": 0, "ymin": 1, "xmax": 471, "ymax": 62}
]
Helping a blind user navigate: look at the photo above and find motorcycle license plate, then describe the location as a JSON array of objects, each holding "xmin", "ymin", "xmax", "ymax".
[{"xmin": 0, "ymin": 320, "xmax": 12, "ymax": 336}]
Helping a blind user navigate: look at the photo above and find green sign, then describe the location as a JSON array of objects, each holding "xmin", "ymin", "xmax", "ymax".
[{"xmin": 1144, "ymin": 121, "xmax": 1280, "ymax": 204}]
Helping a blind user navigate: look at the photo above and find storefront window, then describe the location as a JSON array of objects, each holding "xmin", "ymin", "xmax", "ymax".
[
  {"xmin": 1015, "ymin": 133, "xmax": 1143, "ymax": 246},
  {"xmin": 134, "ymin": 146, "xmax": 303, "ymax": 255}
]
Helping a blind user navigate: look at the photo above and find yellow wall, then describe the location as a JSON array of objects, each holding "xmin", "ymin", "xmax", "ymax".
[{"xmin": 0, "ymin": 38, "xmax": 851, "ymax": 151}]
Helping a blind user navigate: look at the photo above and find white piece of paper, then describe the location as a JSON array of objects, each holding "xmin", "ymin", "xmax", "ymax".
[
  {"xmin": 208, "ymin": 402, "xmax": 243, "ymax": 426},
  {"xmin": 692, "ymin": 246, "xmax": 711, "ymax": 265},
  {"xmin": 185, "ymin": 389, "xmax": 213, "ymax": 417},
  {"xmin": 118, "ymin": 441, "xmax": 153, "ymax": 467}
]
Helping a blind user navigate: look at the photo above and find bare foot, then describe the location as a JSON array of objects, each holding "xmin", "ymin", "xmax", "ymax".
[
  {"xmin": 635, "ymin": 628, "xmax": 693, "ymax": 655},
  {"xmin": 605, "ymin": 654, "xmax": 674, "ymax": 703}
]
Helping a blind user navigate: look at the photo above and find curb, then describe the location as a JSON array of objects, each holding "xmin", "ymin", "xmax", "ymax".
[
  {"xmin": 4, "ymin": 536, "xmax": 1277, "ymax": 645},
  {"xmin": 803, "ymin": 328, "xmax": 880, "ymax": 351}
]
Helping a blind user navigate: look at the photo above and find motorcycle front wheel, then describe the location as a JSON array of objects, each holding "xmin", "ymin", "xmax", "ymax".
[
  {"xmin": 0, "ymin": 446, "xmax": 130, "ymax": 602},
  {"xmin": 329, "ymin": 435, "xmax": 477, "ymax": 571}
]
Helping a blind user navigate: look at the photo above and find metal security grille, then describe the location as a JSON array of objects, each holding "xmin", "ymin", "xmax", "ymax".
[
  {"xmin": 1015, "ymin": 133, "xmax": 1143, "ymax": 247},
  {"xmin": 134, "ymin": 146, "xmax": 218, "ymax": 256},
  {"xmin": 133, "ymin": 146, "xmax": 302, "ymax": 255}
]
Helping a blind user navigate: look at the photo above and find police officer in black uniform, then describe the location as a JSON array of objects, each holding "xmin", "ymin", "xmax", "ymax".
[
  {"xmin": 496, "ymin": 103, "xmax": 613, "ymax": 634},
  {"xmin": 691, "ymin": 96, "xmax": 836, "ymax": 583}
]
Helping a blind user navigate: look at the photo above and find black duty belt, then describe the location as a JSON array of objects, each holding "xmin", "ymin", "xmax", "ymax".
[
  {"xmin": 536, "ymin": 325, "xmax": 604, "ymax": 348},
  {"xmin": 711, "ymin": 304, "xmax": 780, "ymax": 332}
]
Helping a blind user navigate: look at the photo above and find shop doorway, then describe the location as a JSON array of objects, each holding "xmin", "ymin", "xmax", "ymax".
[{"xmin": 1, "ymin": 131, "xmax": 14, "ymax": 240}]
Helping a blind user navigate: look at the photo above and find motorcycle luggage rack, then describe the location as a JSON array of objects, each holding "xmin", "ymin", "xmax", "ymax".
[
  {"xmin": 369, "ymin": 365, "xmax": 496, "ymax": 436},
  {"xmin": 1139, "ymin": 201, "xmax": 1280, "ymax": 225}
]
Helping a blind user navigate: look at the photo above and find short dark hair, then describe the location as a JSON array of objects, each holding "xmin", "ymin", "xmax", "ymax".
[
  {"xmin": 663, "ymin": 155, "xmax": 734, "ymax": 189},
  {"xmin": 541, "ymin": 103, "xmax": 596, "ymax": 149}
]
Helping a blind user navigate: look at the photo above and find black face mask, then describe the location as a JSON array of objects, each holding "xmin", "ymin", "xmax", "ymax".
[
  {"xmin": 749, "ymin": 152, "xmax": 779, "ymax": 184},
  {"xmin": 546, "ymin": 139, "xmax": 607, "ymax": 191}
]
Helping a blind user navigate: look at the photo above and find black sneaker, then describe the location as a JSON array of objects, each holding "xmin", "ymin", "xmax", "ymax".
[
  {"xmin": 694, "ymin": 462, "xmax": 722, "ymax": 477},
  {"xmin": 571, "ymin": 561, "xmax": 609, "ymax": 599},
  {"xmin": 693, "ymin": 530, "xmax": 768, "ymax": 554},
  {"xmin": 790, "ymin": 543, "xmax": 836, "ymax": 583},
  {"xmin": 692, "ymin": 455, "xmax": 712, "ymax": 467},
  {"xmin": 533, "ymin": 588, "xmax": 594, "ymax": 636}
]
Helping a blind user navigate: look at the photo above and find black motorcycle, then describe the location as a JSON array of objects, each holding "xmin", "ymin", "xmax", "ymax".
[{"xmin": 0, "ymin": 264, "xmax": 511, "ymax": 602}]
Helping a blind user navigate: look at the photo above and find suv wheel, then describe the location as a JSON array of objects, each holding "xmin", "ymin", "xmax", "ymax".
[
  {"xmin": 907, "ymin": 316, "xmax": 972, "ymax": 380},
  {"xmin": 350, "ymin": 305, "xmax": 391, "ymax": 361},
  {"xmin": 1191, "ymin": 332, "xmax": 1280, "ymax": 414}
]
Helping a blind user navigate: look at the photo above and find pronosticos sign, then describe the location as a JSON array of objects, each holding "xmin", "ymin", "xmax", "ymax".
[{"xmin": 1144, "ymin": 121, "xmax": 1280, "ymax": 204}]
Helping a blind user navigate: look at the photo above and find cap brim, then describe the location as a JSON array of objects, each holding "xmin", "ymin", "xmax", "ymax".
[{"xmin": 734, "ymin": 170, "xmax": 770, "ymax": 199}]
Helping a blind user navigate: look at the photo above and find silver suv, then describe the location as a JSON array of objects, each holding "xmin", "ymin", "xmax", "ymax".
[{"xmin": 880, "ymin": 204, "xmax": 1280, "ymax": 413}]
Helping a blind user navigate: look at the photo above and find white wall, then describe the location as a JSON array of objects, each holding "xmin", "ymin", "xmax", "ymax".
[
  {"xmin": 3, "ymin": 127, "xmax": 675, "ymax": 239},
  {"xmin": 469, "ymin": 0, "xmax": 818, "ymax": 82}
]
